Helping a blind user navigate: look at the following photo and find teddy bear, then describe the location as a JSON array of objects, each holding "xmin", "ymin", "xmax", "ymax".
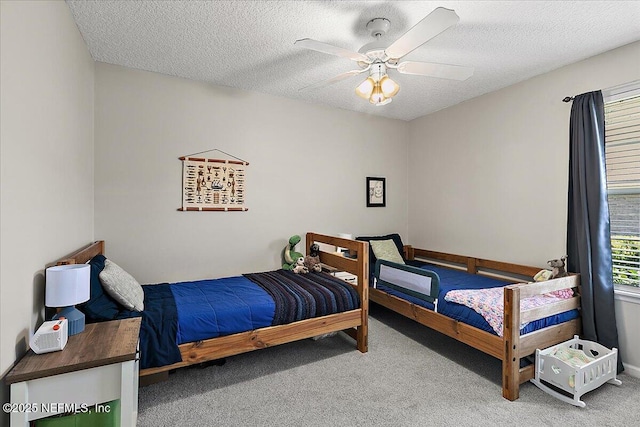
[
  {"xmin": 303, "ymin": 243, "xmax": 322, "ymax": 273},
  {"xmin": 292, "ymin": 257, "xmax": 309, "ymax": 274},
  {"xmin": 548, "ymin": 255, "xmax": 568, "ymax": 279}
]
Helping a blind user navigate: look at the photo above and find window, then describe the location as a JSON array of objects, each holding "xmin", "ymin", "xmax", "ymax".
[{"xmin": 604, "ymin": 81, "xmax": 640, "ymax": 288}]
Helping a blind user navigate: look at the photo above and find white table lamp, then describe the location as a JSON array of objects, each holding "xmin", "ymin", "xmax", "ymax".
[{"xmin": 46, "ymin": 264, "xmax": 90, "ymax": 335}]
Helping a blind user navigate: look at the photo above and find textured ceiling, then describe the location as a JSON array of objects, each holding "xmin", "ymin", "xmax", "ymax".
[{"xmin": 66, "ymin": 1, "xmax": 640, "ymax": 121}]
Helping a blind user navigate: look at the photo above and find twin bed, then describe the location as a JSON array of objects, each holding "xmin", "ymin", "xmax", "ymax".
[
  {"xmin": 53, "ymin": 232, "xmax": 581, "ymax": 401},
  {"xmin": 53, "ymin": 233, "xmax": 369, "ymax": 380},
  {"xmin": 359, "ymin": 234, "xmax": 581, "ymax": 401}
]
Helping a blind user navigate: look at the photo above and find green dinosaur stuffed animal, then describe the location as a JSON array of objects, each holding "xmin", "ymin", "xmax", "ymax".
[{"xmin": 282, "ymin": 235, "xmax": 304, "ymax": 271}]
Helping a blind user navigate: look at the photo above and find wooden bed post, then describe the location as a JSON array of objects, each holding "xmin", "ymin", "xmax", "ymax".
[
  {"xmin": 466, "ymin": 257, "xmax": 478, "ymax": 274},
  {"xmin": 502, "ymin": 284, "xmax": 521, "ymax": 401},
  {"xmin": 403, "ymin": 245, "xmax": 414, "ymax": 261}
]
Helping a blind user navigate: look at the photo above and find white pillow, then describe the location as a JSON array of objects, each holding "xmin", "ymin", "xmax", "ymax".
[
  {"xmin": 370, "ymin": 239, "xmax": 405, "ymax": 265},
  {"xmin": 99, "ymin": 259, "xmax": 144, "ymax": 311}
]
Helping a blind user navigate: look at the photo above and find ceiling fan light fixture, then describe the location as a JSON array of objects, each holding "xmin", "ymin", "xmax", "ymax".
[
  {"xmin": 355, "ymin": 77, "xmax": 375, "ymax": 99},
  {"xmin": 379, "ymin": 75, "xmax": 400, "ymax": 98},
  {"xmin": 295, "ymin": 7, "xmax": 473, "ymax": 109}
]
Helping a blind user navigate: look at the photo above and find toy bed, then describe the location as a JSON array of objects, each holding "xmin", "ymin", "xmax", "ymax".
[
  {"xmin": 360, "ymin": 234, "xmax": 581, "ymax": 401},
  {"xmin": 52, "ymin": 233, "xmax": 369, "ymax": 380}
]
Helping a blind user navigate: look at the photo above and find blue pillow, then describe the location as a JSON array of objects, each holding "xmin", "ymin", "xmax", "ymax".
[
  {"xmin": 356, "ymin": 233, "xmax": 407, "ymax": 282},
  {"xmin": 77, "ymin": 254, "xmax": 122, "ymax": 321}
]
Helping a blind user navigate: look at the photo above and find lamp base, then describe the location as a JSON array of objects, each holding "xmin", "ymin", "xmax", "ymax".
[{"xmin": 53, "ymin": 306, "xmax": 85, "ymax": 335}]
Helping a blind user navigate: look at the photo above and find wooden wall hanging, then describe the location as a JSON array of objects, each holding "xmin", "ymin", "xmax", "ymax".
[{"xmin": 178, "ymin": 152, "xmax": 249, "ymax": 212}]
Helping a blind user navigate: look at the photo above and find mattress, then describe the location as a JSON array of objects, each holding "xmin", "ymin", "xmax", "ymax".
[{"xmin": 376, "ymin": 262, "xmax": 579, "ymax": 336}]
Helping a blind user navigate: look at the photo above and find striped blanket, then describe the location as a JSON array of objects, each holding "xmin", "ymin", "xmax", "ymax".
[{"xmin": 244, "ymin": 270, "xmax": 360, "ymax": 325}]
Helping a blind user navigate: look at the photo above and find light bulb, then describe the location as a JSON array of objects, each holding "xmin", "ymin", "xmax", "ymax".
[
  {"xmin": 380, "ymin": 75, "xmax": 400, "ymax": 98},
  {"xmin": 355, "ymin": 77, "xmax": 375, "ymax": 99}
]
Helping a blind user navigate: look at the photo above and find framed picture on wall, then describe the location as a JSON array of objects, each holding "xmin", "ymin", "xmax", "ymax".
[{"xmin": 366, "ymin": 177, "xmax": 386, "ymax": 207}]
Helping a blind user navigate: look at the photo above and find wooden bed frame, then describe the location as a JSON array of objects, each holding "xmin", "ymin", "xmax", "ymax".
[
  {"xmin": 53, "ymin": 232, "xmax": 369, "ymax": 379},
  {"xmin": 369, "ymin": 246, "xmax": 581, "ymax": 401}
]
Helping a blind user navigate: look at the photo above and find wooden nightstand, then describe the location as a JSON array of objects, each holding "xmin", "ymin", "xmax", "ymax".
[{"xmin": 4, "ymin": 318, "xmax": 141, "ymax": 427}]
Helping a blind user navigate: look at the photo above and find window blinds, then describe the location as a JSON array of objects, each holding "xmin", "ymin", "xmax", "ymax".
[
  {"xmin": 604, "ymin": 94, "xmax": 640, "ymax": 193},
  {"xmin": 604, "ymin": 84, "xmax": 640, "ymax": 286}
]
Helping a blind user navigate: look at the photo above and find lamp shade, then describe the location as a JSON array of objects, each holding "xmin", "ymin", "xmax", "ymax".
[
  {"xmin": 45, "ymin": 264, "xmax": 90, "ymax": 307},
  {"xmin": 380, "ymin": 75, "xmax": 400, "ymax": 98},
  {"xmin": 355, "ymin": 77, "xmax": 375, "ymax": 99}
]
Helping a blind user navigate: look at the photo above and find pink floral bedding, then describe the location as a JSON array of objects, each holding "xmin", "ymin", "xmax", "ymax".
[{"xmin": 443, "ymin": 287, "xmax": 571, "ymax": 336}]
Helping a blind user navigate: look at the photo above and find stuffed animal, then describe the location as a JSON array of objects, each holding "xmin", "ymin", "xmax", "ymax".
[
  {"xmin": 533, "ymin": 269, "xmax": 553, "ymax": 282},
  {"xmin": 292, "ymin": 257, "xmax": 309, "ymax": 274},
  {"xmin": 304, "ymin": 243, "xmax": 322, "ymax": 273},
  {"xmin": 282, "ymin": 235, "xmax": 304, "ymax": 271},
  {"xmin": 548, "ymin": 255, "xmax": 568, "ymax": 279},
  {"xmin": 534, "ymin": 256, "xmax": 573, "ymax": 299},
  {"xmin": 546, "ymin": 255, "xmax": 573, "ymax": 298}
]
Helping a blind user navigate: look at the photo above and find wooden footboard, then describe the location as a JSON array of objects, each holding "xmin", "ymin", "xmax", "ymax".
[
  {"xmin": 502, "ymin": 276, "xmax": 581, "ymax": 400},
  {"xmin": 373, "ymin": 246, "xmax": 581, "ymax": 401},
  {"xmin": 308, "ymin": 232, "xmax": 369, "ymax": 353},
  {"xmin": 52, "ymin": 233, "xmax": 369, "ymax": 378}
]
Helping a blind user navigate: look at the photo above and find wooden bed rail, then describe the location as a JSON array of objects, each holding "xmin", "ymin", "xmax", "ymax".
[
  {"xmin": 143, "ymin": 310, "xmax": 362, "ymax": 376},
  {"xmin": 407, "ymin": 246, "xmax": 544, "ymax": 278}
]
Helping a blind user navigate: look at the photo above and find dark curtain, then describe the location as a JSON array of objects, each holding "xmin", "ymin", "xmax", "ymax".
[{"xmin": 566, "ymin": 90, "xmax": 623, "ymax": 372}]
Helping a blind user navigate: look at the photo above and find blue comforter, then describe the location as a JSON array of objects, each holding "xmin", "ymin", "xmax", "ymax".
[
  {"xmin": 115, "ymin": 283, "xmax": 182, "ymax": 369},
  {"xmin": 171, "ymin": 276, "xmax": 275, "ymax": 344},
  {"xmin": 117, "ymin": 277, "xmax": 275, "ymax": 369}
]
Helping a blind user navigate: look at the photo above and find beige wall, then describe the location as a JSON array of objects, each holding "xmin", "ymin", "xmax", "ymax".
[
  {"xmin": 407, "ymin": 41, "xmax": 640, "ymax": 374},
  {"xmin": 0, "ymin": 0, "xmax": 95, "ymax": 400},
  {"xmin": 94, "ymin": 63, "xmax": 409, "ymax": 284}
]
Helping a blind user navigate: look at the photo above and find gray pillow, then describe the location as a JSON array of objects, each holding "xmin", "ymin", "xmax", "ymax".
[
  {"xmin": 99, "ymin": 260, "xmax": 144, "ymax": 311},
  {"xmin": 370, "ymin": 239, "xmax": 405, "ymax": 265}
]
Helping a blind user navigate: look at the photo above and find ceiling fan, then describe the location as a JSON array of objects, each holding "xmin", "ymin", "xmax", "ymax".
[{"xmin": 294, "ymin": 7, "xmax": 474, "ymax": 106}]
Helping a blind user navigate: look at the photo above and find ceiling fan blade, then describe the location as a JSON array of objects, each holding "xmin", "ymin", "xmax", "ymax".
[
  {"xmin": 295, "ymin": 38, "xmax": 370, "ymax": 62},
  {"xmin": 299, "ymin": 69, "xmax": 369, "ymax": 91},
  {"xmin": 397, "ymin": 61, "xmax": 474, "ymax": 81},
  {"xmin": 385, "ymin": 7, "xmax": 459, "ymax": 60}
]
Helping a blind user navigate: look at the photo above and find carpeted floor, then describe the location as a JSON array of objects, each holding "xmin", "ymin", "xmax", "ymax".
[{"xmin": 138, "ymin": 305, "xmax": 640, "ymax": 426}]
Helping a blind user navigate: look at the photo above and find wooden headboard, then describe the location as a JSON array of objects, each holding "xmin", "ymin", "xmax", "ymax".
[{"xmin": 55, "ymin": 241, "xmax": 105, "ymax": 265}]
